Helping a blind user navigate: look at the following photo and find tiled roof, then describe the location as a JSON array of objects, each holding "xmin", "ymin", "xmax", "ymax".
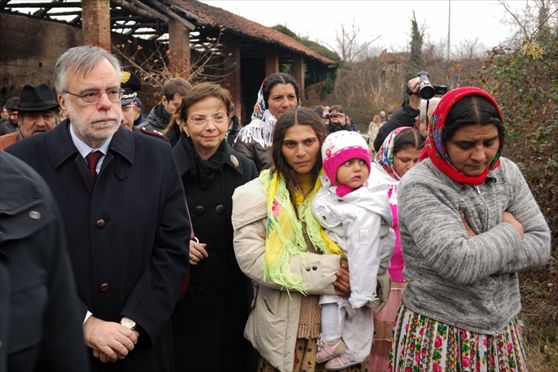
[
  {"xmin": 171, "ymin": 0, "xmax": 336, "ymax": 65},
  {"xmin": 379, "ymin": 49, "xmax": 409, "ymax": 64}
]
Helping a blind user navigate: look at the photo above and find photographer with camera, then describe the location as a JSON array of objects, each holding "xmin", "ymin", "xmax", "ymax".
[
  {"xmin": 373, "ymin": 78, "xmax": 420, "ymax": 151},
  {"xmin": 327, "ymin": 104, "xmax": 356, "ymax": 134},
  {"xmin": 373, "ymin": 73, "xmax": 447, "ymax": 152}
]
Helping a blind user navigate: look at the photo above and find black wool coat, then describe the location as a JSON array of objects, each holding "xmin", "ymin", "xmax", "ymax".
[
  {"xmin": 7, "ymin": 122, "xmax": 191, "ymax": 372},
  {"xmin": 0, "ymin": 152, "xmax": 89, "ymax": 372},
  {"xmin": 171, "ymin": 136, "xmax": 258, "ymax": 372}
]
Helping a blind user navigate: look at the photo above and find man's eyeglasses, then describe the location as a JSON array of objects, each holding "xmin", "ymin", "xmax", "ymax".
[
  {"xmin": 188, "ymin": 113, "xmax": 228, "ymax": 126},
  {"xmin": 64, "ymin": 88, "xmax": 124, "ymax": 104}
]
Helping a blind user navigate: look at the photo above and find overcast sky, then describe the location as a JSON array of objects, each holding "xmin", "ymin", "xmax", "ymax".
[{"xmin": 201, "ymin": 0, "xmax": 529, "ymax": 57}]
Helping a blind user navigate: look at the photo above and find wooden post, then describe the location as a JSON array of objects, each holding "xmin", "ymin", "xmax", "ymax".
[
  {"xmin": 168, "ymin": 19, "xmax": 190, "ymax": 78},
  {"xmin": 223, "ymin": 35, "xmax": 242, "ymax": 121},
  {"xmin": 265, "ymin": 48, "xmax": 279, "ymax": 77},
  {"xmin": 292, "ymin": 55, "xmax": 305, "ymax": 101},
  {"xmin": 82, "ymin": 0, "xmax": 111, "ymax": 50}
]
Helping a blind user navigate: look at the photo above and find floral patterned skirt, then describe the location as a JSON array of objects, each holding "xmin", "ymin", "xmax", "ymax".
[{"xmin": 389, "ymin": 306, "xmax": 528, "ymax": 372}]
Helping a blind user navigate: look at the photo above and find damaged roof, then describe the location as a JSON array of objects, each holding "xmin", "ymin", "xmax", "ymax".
[{"xmin": 171, "ymin": 0, "xmax": 336, "ymax": 65}]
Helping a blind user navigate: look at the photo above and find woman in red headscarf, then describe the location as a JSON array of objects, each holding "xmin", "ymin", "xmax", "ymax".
[{"xmin": 389, "ymin": 87, "xmax": 551, "ymax": 371}]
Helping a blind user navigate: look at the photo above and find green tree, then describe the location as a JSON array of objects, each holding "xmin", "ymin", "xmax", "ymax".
[{"xmin": 406, "ymin": 11, "xmax": 424, "ymax": 81}]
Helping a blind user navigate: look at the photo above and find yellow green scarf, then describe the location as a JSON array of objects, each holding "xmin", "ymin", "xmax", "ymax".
[{"xmin": 260, "ymin": 169, "xmax": 344, "ymax": 294}]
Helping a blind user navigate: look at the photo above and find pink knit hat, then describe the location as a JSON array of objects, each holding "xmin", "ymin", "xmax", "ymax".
[{"xmin": 322, "ymin": 131, "xmax": 371, "ymax": 196}]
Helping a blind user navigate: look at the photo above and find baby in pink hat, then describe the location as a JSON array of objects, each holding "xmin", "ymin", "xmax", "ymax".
[{"xmin": 311, "ymin": 131, "xmax": 394, "ymax": 370}]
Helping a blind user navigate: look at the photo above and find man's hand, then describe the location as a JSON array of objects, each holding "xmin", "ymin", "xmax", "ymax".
[
  {"xmin": 334, "ymin": 259, "xmax": 351, "ymax": 298},
  {"xmin": 407, "ymin": 77, "xmax": 421, "ymax": 110},
  {"xmin": 83, "ymin": 316, "xmax": 139, "ymax": 363},
  {"xmin": 92, "ymin": 350, "xmax": 117, "ymax": 363}
]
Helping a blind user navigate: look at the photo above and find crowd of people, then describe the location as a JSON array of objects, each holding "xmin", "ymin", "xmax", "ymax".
[{"xmin": 0, "ymin": 45, "xmax": 551, "ymax": 372}]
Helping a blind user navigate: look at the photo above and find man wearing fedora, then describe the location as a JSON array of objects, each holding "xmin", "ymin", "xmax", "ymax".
[{"xmin": 0, "ymin": 84, "xmax": 59, "ymax": 151}]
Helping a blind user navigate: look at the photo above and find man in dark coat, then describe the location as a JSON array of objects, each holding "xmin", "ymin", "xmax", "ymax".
[
  {"xmin": 0, "ymin": 96, "xmax": 19, "ymax": 135},
  {"xmin": 142, "ymin": 77, "xmax": 191, "ymax": 134},
  {"xmin": 373, "ymin": 77, "xmax": 421, "ymax": 151},
  {"xmin": 7, "ymin": 45, "xmax": 190, "ymax": 372},
  {"xmin": 0, "ymin": 83, "xmax": 60, "ymax": 151},
  {"xmin": 0, "ymin": 152, "xmax": 90, "ymax": 372}
]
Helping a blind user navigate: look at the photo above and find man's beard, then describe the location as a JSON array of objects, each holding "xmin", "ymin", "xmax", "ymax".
[{"xmin": 66, "ymin": 101, "xmax": 122, "ymax": 147}]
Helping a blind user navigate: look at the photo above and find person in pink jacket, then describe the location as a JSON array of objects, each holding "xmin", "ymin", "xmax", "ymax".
[{"xmin": 367, "ymin": 127, "xmax": 424, "ymax": 372}]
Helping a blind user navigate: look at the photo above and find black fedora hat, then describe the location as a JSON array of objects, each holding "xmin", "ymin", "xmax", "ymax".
[{"xmin": 19, "ymin": 84, "xmax": 59, "ymax": 112}]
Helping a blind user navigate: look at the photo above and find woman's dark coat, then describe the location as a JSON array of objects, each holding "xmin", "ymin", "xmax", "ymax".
[{"xmin": 171, "ymin": 136, "xmax": 258, "ymax": 372}]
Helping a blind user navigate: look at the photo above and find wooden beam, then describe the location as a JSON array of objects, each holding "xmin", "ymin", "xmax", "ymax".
[
  {"xmin": 43, "ymin": 11, "xmax": 82, "ymax": 16},
  {"xmin": 222, "ymin": 34, "xmax": 243, "ymax": 122},
  {"xmin": 292, "ymin": 55, "xmax": 305, "ymax": 101},
  {"xmin": 143, "ymin": 0, "xmax": 195, "ymax": 31},
  {"xmin": 82, "ymin": 0, "xmax": 111, "ymax": 50},
  {"xmin": 33, "ymin": 0, "xmax": 64, "ymax": 17},
  {"xmin": 111, "ymin": 15, "xmax": 146, "ymax": 22},
  {"xmin": 111, "ymin": 0, "xmax": 169, "ymax": 23},
  {"xmin": 6, "ymin": 2, "xmax": 82, "ymax": 8},
  {"xmin": 168, "ymin": 18, "xmax": 190, "ymax": 78},
  {"xmin": 169, "ymin": 4, "xmax": 207, "ymax": 26},
  {"xmin": 265, "ymin": 48, "xmax": 279, "ymax": 76},
  {"xmin": 111, "ymin": 23, "xmax": 159, "ymax": 29}
]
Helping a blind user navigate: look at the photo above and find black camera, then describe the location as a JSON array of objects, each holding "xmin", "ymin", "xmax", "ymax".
[
  {"xmin": 417, "ymin": 71, "xmax": 448, "ymax": 100},
  {"xmin": 326, "ymin": 113, "xmax": 339, "ymax": 119}
]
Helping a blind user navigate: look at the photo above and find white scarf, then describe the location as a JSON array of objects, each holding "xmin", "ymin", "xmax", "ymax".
[{"xmin": 236, "ymin": 110, "xmax": 277, "ymax": 148}]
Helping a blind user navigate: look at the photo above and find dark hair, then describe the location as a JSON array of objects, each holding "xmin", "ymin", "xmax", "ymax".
[
  {"xmin": 441, "ymin": 95, "xmax": 505, "ymax": 144},
  {"xmin": 162, "ymin": 77, "xmax": 192, "ymax": 100},
  {"xmin": 329, "ymin": 104, "xmax": 344, "ymax": 113},
  {"xmin": 176, "ymin": 82, "xmax": 233, "ymax": 121},
  {"xmin": 311, "ymin": 105, "xmax": 325, "ymax": 117},
  {"xmin": 262, "ymin": 73, "xmax": 299, "ymax": 107},
  {"xmin": 394, "ymin": 127, "xmax": 425, "ymax": 155},
  {"xmin": 164, "ymin": 82, "xmax": 233, "ymax": 145},
  {"xmin": 271, "ymin": 107, "xmax": 326, "ymax": 197},
  {"xmin": 5, "ymin": 96, "xmax": 20, "ymax": 112}
]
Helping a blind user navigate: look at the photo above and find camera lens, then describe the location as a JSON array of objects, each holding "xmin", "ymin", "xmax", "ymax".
[{"xmin": 419, "ymin": 85, "xmax": 435, "ymax": 100}]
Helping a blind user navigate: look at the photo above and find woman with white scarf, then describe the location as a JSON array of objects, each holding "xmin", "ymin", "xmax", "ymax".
[{"xmin": 233, "ymin": 72, "xmax": 299, "ymax": 172}]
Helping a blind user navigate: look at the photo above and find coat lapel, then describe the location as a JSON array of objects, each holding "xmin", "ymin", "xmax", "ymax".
[
  {"xmin": 46, "ymin": 121, "xmax": 92, "ymax": 190},
  {"xmin": 105, "ymin": 127, "xmax": 135, "ymax": 181}
]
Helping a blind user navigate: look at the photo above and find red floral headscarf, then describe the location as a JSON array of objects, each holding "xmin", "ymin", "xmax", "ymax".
[{"xmin": 425, "ymin": 87, "xmax": 504, "ymax": 185}]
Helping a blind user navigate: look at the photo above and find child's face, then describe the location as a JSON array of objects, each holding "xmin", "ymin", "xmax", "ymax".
[{"xmin": 336, "ymin": 158, "xmax": 369, "ymax": 189}]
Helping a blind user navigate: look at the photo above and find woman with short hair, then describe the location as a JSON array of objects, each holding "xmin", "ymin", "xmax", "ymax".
[{"xmin": 171, "ymin": 82, "xmax": 258, "ymax": 372}]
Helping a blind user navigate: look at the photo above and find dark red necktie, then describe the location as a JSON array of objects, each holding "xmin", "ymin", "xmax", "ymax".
[{"xmin": 86, "ymin": 151, "xmax": 103, "ymax": 181}]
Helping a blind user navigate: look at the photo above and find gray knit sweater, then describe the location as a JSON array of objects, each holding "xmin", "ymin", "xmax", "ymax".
[{"xmin": 398, "ymin": 157, "xmax": 550, "ymax": 335}]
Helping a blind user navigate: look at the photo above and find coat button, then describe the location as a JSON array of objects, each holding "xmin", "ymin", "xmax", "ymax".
[
  {"xmin": 193, "ymin": 205, "xmax": 205, "ymax": 216},
  {"xmin": 215, "ymin": 204, "xmax": 225, "ymax": 215},
  {"xmin": 312, "ymin": 266, "xmax": 318, "ymax": 271},
  {"xmin": 95, "ymin": 219, "xmax": 105, "ymax": 228},
  {"xmin": 99, "ymin": 282, "xmax": 111, "ymax": 292}
]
